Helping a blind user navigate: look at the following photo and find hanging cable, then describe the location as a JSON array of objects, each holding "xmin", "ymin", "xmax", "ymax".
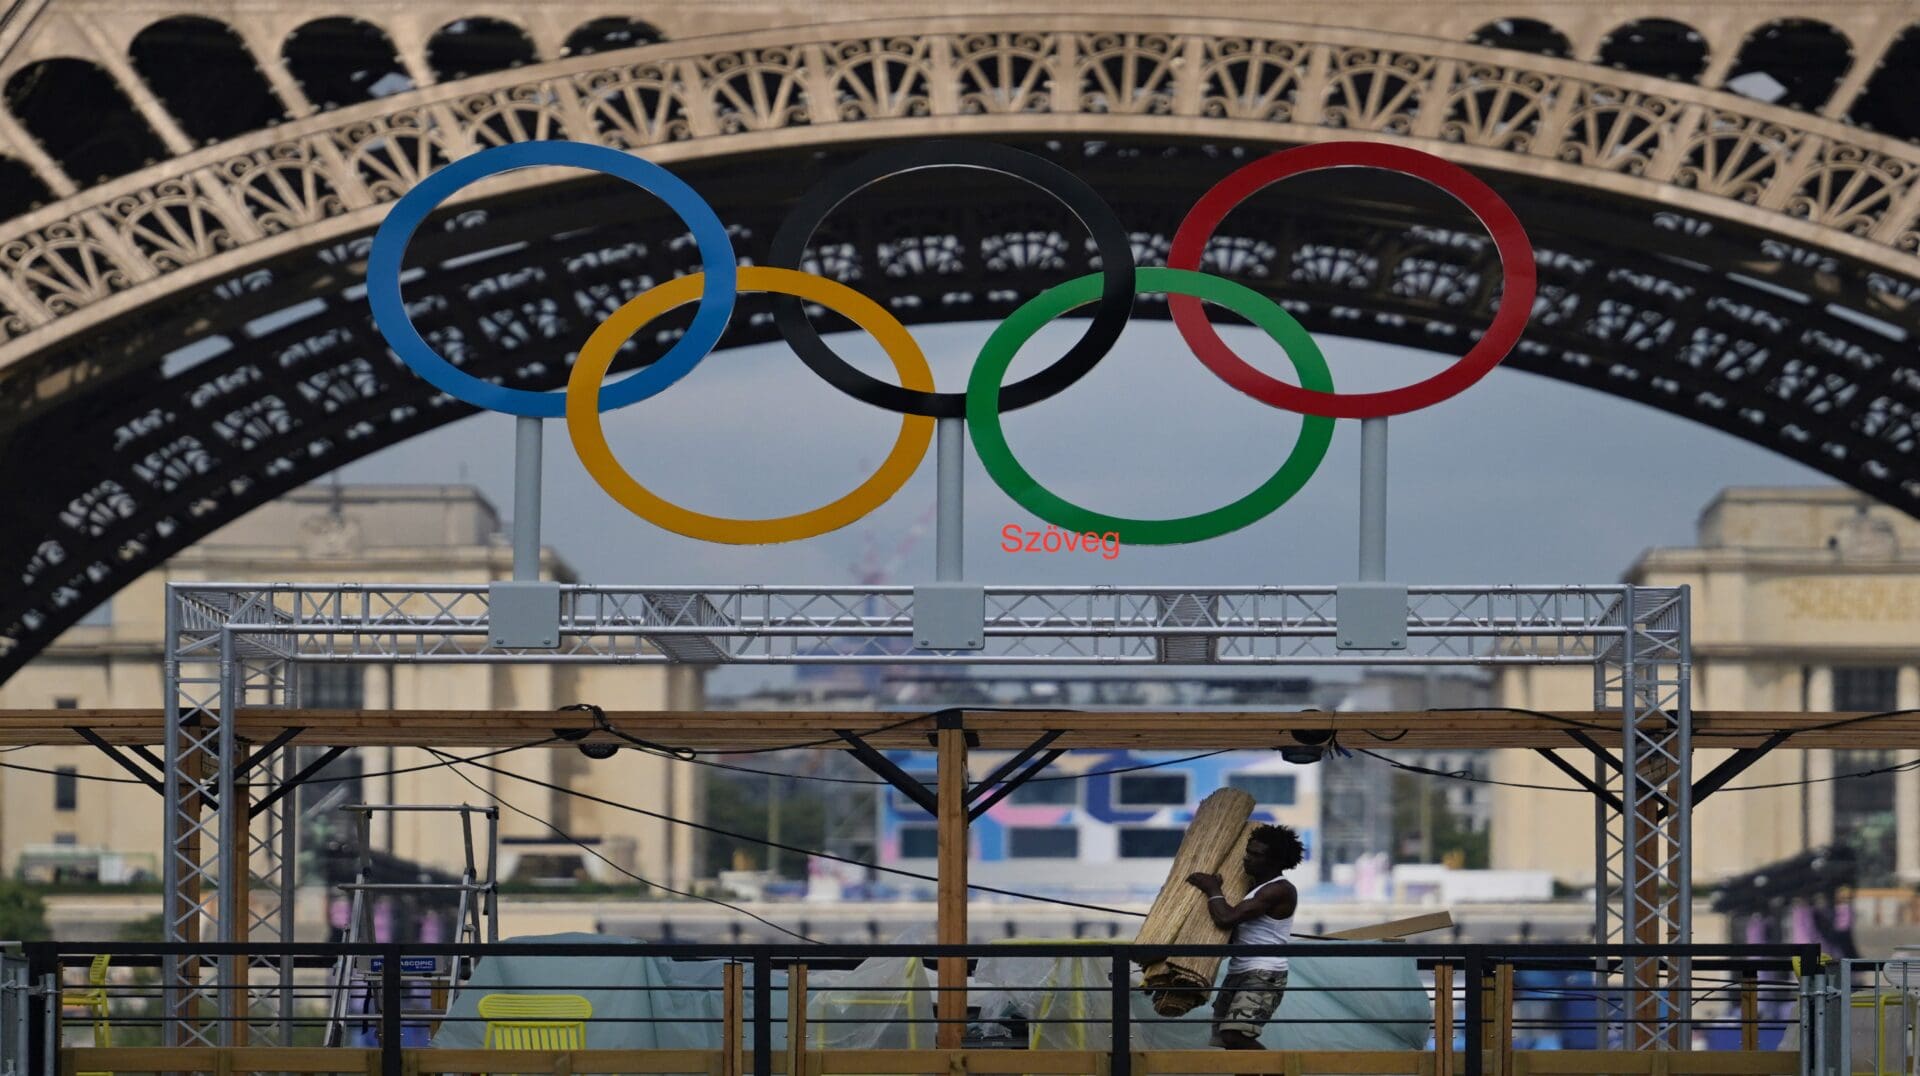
[
  {"xmin": 430, "ymin": 749, "xmax": 820, "ymax": 944},
  {"xmin": 293, "ymin": 737, "xmax": 562, "ymax": 787},
  {"xmin": 1350, "ymin": 746, "xmax": 1590, "ymax": 793},
  {"xmin": 0, "ymin": 760, "xmax": 144, "ymax": 783},
  {"xmin": 1718, "ymin": 753, "xmax": 1920, "ymax": 792},
  {"xmin": 438, "ymin": 751, "xmax": 1150, "ymax": 918}
]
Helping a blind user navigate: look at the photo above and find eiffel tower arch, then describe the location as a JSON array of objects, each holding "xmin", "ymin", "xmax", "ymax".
[{"xmin": 3, "ymin": 2, "xmax": 1917, "ymax": 678}]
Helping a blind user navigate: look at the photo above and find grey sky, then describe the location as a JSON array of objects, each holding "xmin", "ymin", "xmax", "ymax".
[{"xmin": 337, "ymin": 320, "xmax": 1826, "ymax": 686}]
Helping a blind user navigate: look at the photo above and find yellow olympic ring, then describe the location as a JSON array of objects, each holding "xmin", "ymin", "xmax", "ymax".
[{"xmin": 566, "ymin": 266, "xmax": 936, "ymax": 544}]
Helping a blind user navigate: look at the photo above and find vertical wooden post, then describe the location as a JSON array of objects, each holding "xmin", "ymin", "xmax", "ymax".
[
  {"xmin": 1494, "ymin": 963, "xmax": 1514, "ymax": 1076},
  {"xmin": 227, "ymin": 782, "xmax": 251, "ymax": 1047},
  {"xmin": 1478, "ymin": 967, "xmax": 1495, "ymax": 1076},
  {"xmin": 786, "ymin": 965, "xmax": 809, "ymax": 1076},
  {"xmin": 1738, "ymin": 973, "xmax": 1759, "ymax": 1051},
  {"xmin": 723, "ymin": 961, "xmax": 744, "ymax": 1076},
  {"xmin": 1433, "ymin": 962, "xmax": 1455, "ymax": 1076},
  {"xmin": 1631, "ymin": 751, "xmax": 1672, "ymax": 1049},
  {"xmin": 936, "ymin": 725, "xmax": 969, "ymax": 1050}
]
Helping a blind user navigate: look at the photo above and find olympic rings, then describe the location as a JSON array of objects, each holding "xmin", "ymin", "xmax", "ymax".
[
  {"xmin": 566, "ymin": 266, "xmax": 936, "ymax": 545},
  {"xmin": 967, "ymin": 268, "xmax": 1337, "ymax": 546},
  {"xmin": 368, "ymin": 141, "xmax": 738, "ymax": 418},
  {"xmin": 367, "ymin": 137, "xmax": 1538, "ymax": 547},
  {"xmin": 1167, "ymin": 141, "xmax": 1536, "ymax": 419},
  {"xmin": 767, "ymin": 141, "xmax": 1137, "ymax": 418}
]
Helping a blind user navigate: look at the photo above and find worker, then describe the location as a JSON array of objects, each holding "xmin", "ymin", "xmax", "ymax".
[{"xmin": 1186, "ymin": 823, "xmax": 1305, "ymax": 1050}]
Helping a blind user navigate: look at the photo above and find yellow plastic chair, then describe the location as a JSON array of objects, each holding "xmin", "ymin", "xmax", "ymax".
[
  {"xmin": 61, "ymin": 954, "xmax": 111, "ymax": 1076},
  {"xmin": 477, "ymin": 992, "xmax": 593, "ymax": 1056}
]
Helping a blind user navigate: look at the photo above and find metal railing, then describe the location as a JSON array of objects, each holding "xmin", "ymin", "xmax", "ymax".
[{"xmin": 13, "ymin": 939, "xmax": 1824, "ymax": 1076}]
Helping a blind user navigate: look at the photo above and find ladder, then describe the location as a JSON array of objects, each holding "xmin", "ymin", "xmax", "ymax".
[{"xmin": 325, "ymin": 804, "xmax": 499, "ymax": 1048}]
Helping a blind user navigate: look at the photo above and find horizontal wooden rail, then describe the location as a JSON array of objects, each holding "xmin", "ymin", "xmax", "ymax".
[
  {"xmin": 1133, "ymin": 1051, "xmax": 1434, "ymax": 1074},
  {"xmin": 60, "ymin": 1047, "xmax": 1804, "ymax": 1076},
  {"xmin": 1513, "ymin": 1052, "xmax": 1799, "ymax": 1076}
]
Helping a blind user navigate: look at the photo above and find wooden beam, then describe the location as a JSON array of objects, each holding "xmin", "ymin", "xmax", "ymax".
[
  {"xmin": 936, "ymin": 722, "xmax": 969, "ymax": 1050},
  {"xmin": 722, "ymin": 962, "xmax": 744, "ymax": 1076},
  {"xmin": 787, "ymin": 965, "xmax": 809, "ymax": 1076},
  {"xmin": 1316, "ymin": 912, "xmax": 1454, "ymax": 941},
  {"xmin": 7, "ymin": 708, "xmax": 1920, "ymax": 750}
]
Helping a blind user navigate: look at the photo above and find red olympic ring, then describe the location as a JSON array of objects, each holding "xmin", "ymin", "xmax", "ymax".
[{"xmin": 1167, "ymin": 141, "xmax": 1537, "ymax": 419}]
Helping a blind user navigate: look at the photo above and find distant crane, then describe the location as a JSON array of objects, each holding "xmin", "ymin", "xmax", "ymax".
[
  {"xmin": 851, "ymin": 500, "xmax": 938, "ymax": 585},
  {"xmin": 796, "ymin": 500, "xmax": 938, "ymax": 688}
]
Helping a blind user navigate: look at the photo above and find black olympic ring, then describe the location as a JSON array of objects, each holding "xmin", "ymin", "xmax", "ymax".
[{"xmin": 767, "ymin": 140, "xmax": 1137, "ymax": 418}]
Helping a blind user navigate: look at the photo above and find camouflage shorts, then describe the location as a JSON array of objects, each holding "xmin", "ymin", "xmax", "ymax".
[{"xmin": 1211, "ymin": 969, "xmax": 1289, "ymax": 1043}]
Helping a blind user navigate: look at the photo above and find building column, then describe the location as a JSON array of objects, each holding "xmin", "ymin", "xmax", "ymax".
[
  {"xmin": 669, "ymin": 753, "xmax": 700, "ymax": 892},
  {"xmin": 666, "ymin": 665, "xmax": 705, "ymax": 889},
  {"xmin": 1896, "ymin": 667, "xmax": 1920, "ymax": 883},
  {"xmin": 1805, "ymin": 666, "xmax": 1835, "ymax": 849}
]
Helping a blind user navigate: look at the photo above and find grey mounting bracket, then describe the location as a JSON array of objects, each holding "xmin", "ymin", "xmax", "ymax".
[
  {"xmin": 913, "ymin": 583, "xmax": 985, "ymax": 650},
  {"xmin": 1336, "ymin": 581, "xmax": 1408, "ymax": 650},
  {"xmin": 489, "ymin": 580, "xmax": 562, "ymax": 649}
]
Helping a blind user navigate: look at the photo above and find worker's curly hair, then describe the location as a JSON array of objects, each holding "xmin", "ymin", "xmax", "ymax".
[{"xmin": 1249, "ymin": 824, "xmax": 1306, "ymax": 871}]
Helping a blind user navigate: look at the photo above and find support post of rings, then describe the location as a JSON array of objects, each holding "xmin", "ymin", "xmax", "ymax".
[
  {"xmin": 935, "ymin": 418, "xmax": 964, "ymax": 582},
  {"xmin": 491, "ymin": 414, "xmax": 563, "ymax": 648},
  {"xmin": 1340, "ymin": 413, "xmax": 1404, "ymax": 647},
  {"xmin": 1358, "ymin": 416, "xmax": 1388, "ymax": 582},
  {"xmin": 512, "ymin": 416, "xmax": 543, "ymax": 582},
  {"xmin": 499, "ymin": 413, "xmax": 563, "ymax": 644}
]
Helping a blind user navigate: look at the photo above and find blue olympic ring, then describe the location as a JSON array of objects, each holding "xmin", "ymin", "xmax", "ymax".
[{"xmin": 366, "ymin": 141, "xmax": 738, "ymax": 418}]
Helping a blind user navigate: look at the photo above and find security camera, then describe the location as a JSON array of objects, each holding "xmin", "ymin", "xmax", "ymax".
[{"xmin": 1279, "ymin": 727, "xmax": 1331, "ymax": 765}]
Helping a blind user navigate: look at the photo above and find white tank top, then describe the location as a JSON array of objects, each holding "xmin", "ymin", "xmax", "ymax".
[{"xmin": 1226, "ymin": 876, "xmax": 1295, "ymax": 975}]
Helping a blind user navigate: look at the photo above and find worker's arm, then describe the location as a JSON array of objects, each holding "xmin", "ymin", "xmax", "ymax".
[{"xmin": 1186, "ymin": 872, "xmax": 1298, "ymax": 929}]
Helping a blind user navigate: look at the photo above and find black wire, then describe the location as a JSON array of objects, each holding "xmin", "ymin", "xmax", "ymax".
[
  {"xmin": 1719, "ymin": 755, "xmax": 1920, "ymax": 792},
  {"xmin": 1351, "ymin": 746, "xmax": 1589, "ymax": 794},
  {"xmin": 561, "ymin": 704, "xmax": 697, "ymax": 760},
  {"xmin": 0, "ymin": 738, "xmax": 560, "ymax": 788},
  {"xmin": 442, "ymin": 753, "xmax": 1150, "ymax": 918},
  {"xmin": 294, "ymin": 737, "xmax": 563, "ymax": 787},
  {"xmin": 686, "ymin": 712, "xmax": 932, "ymax": 756},
  {"xmin": 1431, "ymin": 705, "xmax": 1920, "ymax": 740},
  {"xmin": 0, "ymin": 760, "xmax": 144, "ymax": 783},
  {"xmin": 428, "ymin": 749, "xmax": 820, "ymax": 944},
  {"xmin": 1422, "ymin": 706, "xmax": 1618, "ymax": 733},
  {"xmin": 1728, "ymin": 707, "xmax": 1920, "ymax": 737},
  {"xmin": 639, "ymin": 746, "xmax": 1241, "ymax": 788},
  {"xmin": 1023, "ymin": 749, "xmax": 1235, "ymax": 783}
]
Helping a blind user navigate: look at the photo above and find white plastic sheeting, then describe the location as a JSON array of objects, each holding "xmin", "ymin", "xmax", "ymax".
[
  {"xmin": 432, "ymin": 933, "xmax": 770, "ymax": 1050},
  {"xmin": 431, "ymin": 933, "xmax": 934, "ymax": 1051},
  {"xmin": 430, "ymin": 933, "xmax": 1430, "ymax": 1053},
  {"xmin": 974, "ymin": 944, "xmax": 1432, "ymax": 1051}
]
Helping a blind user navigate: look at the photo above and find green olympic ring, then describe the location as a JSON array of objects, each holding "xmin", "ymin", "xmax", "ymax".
[{"xmin": 966, "ymin": 267, "xmax": 1336, "ymax": 546}]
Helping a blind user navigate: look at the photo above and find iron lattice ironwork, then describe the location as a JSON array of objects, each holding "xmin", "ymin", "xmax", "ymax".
[
  {"xmin": 5, "ymin": 147, "xmax": 1916, "ymax": 682},
  {"xmin": 162, "ymin": 581, "xmax": 1691, "ymax": 1048},
  {"xmin": 3, "ymin": 18, "xmax": 1920, "ymax": 680}
]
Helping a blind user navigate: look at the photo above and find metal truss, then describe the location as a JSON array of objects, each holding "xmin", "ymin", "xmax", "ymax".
[
  {"xmin": 162, "ymin": 579, "xmax": 1694, "ymax": 1045},
  {"xmin": 164, "ymin": 588, "xmax": 307, "ymax": 1045},
  {"xmin": 189, "ymin": 582, "xmax": 1635, "ymax": 666},
  {"xmin": 6, "ymin": 140, "xmax": 1919, "ymax": 683},
  {"xmin": 1590, "ymin": 587, "xmax": 1693, "ymax": 1049}
]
